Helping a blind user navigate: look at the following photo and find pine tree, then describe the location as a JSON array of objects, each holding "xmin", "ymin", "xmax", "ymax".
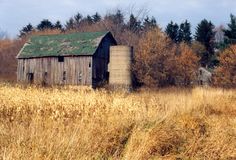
[
  {"xmin": 85, "ymin": 15, "xmax": 93, "ymax": 25},
  {"xmin": 74, "ymin": 12, "xmax": 82, "ymax": 23},
  {"xmin": 37, "ymin": 19, "xmax": 53, "ymax": 30},
  {"xmin": 19, "ymin": 23, "xmax": 33, "ymax": 37},
  {"xmin": 92, "ymin": 12, "xmax": 101, "ymax": 23},
  {"xmin": 65, "ymin": 18, "xmax": 75, "ymax": 30},
  {"xmin": 54, "ymin": 21, "xmax": 62, "ymax": 30},
  {"xmin": 143, "ymin": 16, "xmax": 157, "ymax": 30},
  {"xmin": 114, "ymin": 10, "xmax": 124, "ymax": 25},
  {"xmin": 128, "ymin": 14, "xmax": 141, "ymax": 32},
  {"xmin": 195, "ymin": 19, "xmax": 215, "ymax": 66},
  {"xmin": 224, "ymin": 14, "xmax": 236, "ymax": 45},
  {"xmin": 165, "ymin": 21, "xmax": 179, "ymax": 43},
  {"xmin": 179, "ymin": 20, "xmax": 192, "ymax": 44},
  {"xmin": 104, "ymin": 10, "xmax": 124, "ymax": 25}
]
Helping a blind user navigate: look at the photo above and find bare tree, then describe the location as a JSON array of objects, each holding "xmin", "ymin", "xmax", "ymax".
[{"xmin": 0, "ymin": 28, "xmax": 8, "ymax": 39}]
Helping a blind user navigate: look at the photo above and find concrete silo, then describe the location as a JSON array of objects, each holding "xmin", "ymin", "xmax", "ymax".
[{"xmin": 109, "ymin": 46, "xmax": 133, "ymax": 89}]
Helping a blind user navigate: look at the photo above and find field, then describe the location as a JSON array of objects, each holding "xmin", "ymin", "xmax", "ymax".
[{"xmin": 0, "ymin": 83, "xmax": 235, "ymax": 160}]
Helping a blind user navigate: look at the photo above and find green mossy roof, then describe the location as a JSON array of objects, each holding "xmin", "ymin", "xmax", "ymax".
[{"xmin": 17, "ymin": 31, "xmax": 109, "ymax": 58}]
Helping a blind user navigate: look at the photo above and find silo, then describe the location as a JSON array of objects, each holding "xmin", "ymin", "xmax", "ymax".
[{"xmin": 109, "ymin": 46, "xmax": 133, "ymax": 89}]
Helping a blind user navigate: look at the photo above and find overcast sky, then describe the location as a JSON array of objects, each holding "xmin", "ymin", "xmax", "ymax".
[{"xmin": 0, "ymin": 0, "xmax": 236, "ymax": 38}]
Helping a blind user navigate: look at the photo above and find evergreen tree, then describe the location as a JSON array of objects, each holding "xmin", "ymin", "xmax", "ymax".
[
  {"xmin": 224, "ymin": 14, "xmax": 236, "ymax": 45},
  {"xmin": 37, "ymin": 19, "xmax": 53, "ymax": 30},
  {"xmin": 92, "ymin": 12, "xmax": 101, "ymax": 23},
  {"xmin": 74, "ymin": 12, "xmax": 82, "ymax": 23},
  {"xmin": 104, "ymin": 10, "xmax": 124, "ymax": 25},
  {"xmin": 179, "ymin": 20, "xmax": 192, "ymax": 44},
  {"xmin": 54, "ymin": 21, "xmax": 62, "ymax": 30},
  {"xmin": 165, "ymin": 21, "xmax": 179, "ymax": 43},
  {"xmin": 65, "ymin": 18, "xmax": 75, "ymax": 30},
  {"xmin": 128, "ymin": 14, "xmax": 141, "ymax": 32},
  {"xmin": 114, "ymin": 10, "xmax": 124, "ymax": 25},
  {"xmin": 19, "ymin": 23, "xmax": 33, "ymax": 37},
  {"xmin": 195, "ymin": 19, "xmax": 215, "ymax": 67},
  {"xmin": 143, "ymin": 16, "xmax": 157, "ymax": 30},
  {"xmin": 85, "ymin": 15, "xmax": 93, "ymax": 25},
  {"xmin": 72, "ymin": 12, "xmax": 83, "ymax": 29},
  {"xmin": 178, "ymin": 24, "xmax": 184, "ymax": 42}
]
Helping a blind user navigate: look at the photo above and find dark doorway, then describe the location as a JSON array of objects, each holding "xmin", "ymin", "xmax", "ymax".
[
  {"xmin": 27, "ymin": 73, "xmax": 34, "ymax": 84},
  {"xmin": 42, "ymin": 72, "xmax": 48, "ymax": 86},
  {"xmin": 200, "ymin": 80, "xmax": 203, "ymax": 85}
]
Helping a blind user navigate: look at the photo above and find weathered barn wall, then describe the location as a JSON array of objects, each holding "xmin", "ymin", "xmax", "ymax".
[
  {"xmin": 109, "ymin": 46, "xmax": 133, "ymax": 87},
  {"xmin": 197, "ymin": 67, "xmax": 212, "ymax": 86},
  {"xmin": 17, "ymin": 56, "xmax": 92, "ymax": 86}
]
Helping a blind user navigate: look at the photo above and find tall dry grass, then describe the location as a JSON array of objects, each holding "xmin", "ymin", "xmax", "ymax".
[{"xmin": 0, "ymin": 83, "xmax": 235, "ymax": 159}]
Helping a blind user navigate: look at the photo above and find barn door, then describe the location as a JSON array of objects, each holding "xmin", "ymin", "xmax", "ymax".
[
  {"xmin": 27, "ymin": 73, "xmax": 34, "ymax": 84},
  {"xmin": 42, "ymin": 72, "xmax": 48, "ymax": 85}
]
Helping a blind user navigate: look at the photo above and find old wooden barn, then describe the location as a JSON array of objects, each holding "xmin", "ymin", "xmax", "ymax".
[{"xmin": 16, "ymin": 31, "xmax": 117, "ymax": 87}]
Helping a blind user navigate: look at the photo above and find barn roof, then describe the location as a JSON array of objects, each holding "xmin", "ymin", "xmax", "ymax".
[{"xmin": 17, "ymin": 31, "xmax": 113, "ymax": 59}]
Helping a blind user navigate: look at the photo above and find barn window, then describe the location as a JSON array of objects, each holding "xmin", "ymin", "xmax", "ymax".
[
  {"xmin": 58, "ymin": 56, "xmax": 64, "ymax": 62},
  {"xmin": 63, "ymin": 71, "xmax": 66, "ymax": 81},
  {"xmin": 89, "ymin": 62, "xmax": 91, "ymax": 68},
  {"xmin": 78, "ymin": 72, "xmax": 82, "ymax": 82}
]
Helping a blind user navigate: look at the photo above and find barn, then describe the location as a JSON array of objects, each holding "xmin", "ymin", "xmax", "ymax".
[{"xmin": 16, "ymin": 31, "xmax": 117, "ymax": 87}]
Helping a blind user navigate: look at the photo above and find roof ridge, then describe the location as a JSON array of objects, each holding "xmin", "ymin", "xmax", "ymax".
[{"xmin": 30, "ymin": 31, "xmax": 109, "ymax": 38}]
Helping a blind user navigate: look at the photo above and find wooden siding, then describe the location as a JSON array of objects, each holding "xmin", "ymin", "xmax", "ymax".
[{"xmin": 17, "ymin": 56, "xmax": 92, "ymax": 86}]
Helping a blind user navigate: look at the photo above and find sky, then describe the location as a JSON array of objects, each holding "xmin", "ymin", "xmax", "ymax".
[{"xmin": 0, "ymin": 0, "xmax": 236, "ymax": 38}]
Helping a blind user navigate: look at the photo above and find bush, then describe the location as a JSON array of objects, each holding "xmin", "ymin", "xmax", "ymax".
[
  {"xmin": 175, "ymin": 43, "xmax": 200, "ymax": 86},
  {"xmin": 133, "ymin": 28, "xmax": 199, "ymax": 87},
  {"xmin": 213, "ymin": 45, "xmax": 236, "ymax": 88},
  {"xmin": 133, "ymin": 28, "xmax": 176, "ymax": 87}
]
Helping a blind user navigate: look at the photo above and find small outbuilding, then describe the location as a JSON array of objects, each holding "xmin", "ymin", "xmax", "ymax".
[
  {"xmin": 197, "ymin": 67, "xmax": 212, "ymax": 86},
  {"xmin": 16, "ymin": 31, "xmax": 117, "ymax": 87}
]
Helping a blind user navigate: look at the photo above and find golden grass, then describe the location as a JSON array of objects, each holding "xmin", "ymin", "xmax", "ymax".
[{"xmin": 0, "ymin": 83, "xmax": 235, "ymax": 159}]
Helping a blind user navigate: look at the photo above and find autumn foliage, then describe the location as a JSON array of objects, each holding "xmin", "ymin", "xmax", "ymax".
[
  {"xmin": 175, "ymin": 43, "xmax": 200, "ymax": 86},
  {"xmin": 134, "ymin": 28, "xmax": 199, "ymax": 87},
  {"xmin": 213, "ymin": 45, "xmax": 236, "ymax": 88},
  {"xmin": 0, "ymin": 39, "xmax": 25, "ymax": 81}
]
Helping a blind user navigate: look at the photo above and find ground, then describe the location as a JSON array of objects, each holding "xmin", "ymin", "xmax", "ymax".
[{"xmin": 0, "ymin": 83, "xmax": 235, "ymax": 159}]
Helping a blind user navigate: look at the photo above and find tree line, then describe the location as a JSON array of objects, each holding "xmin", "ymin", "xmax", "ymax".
[{"xmin": 1, "ymin": 10, "xmax": 235, "ymax": 87}]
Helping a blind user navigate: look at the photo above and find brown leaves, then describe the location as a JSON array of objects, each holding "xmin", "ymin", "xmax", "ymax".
[
  {"xmin": 0, "ymin": 39, "xmax": 25, "ymax": 81},
  {"xmin": 133, "ymin": 28, "xmax": 199, "ymax": 87},
  {"xmin": 213, "ymin": 45, "xmax": 236, "ymax": 88},
  {"xmin": 174, "ymin": 43, "xmax": 200, "ymax": 86}
]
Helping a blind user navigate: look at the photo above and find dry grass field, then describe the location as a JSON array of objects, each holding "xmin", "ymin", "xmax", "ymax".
[{"xmin": 0, "ymin": 83, "xmax": 235, "ymax": 160}]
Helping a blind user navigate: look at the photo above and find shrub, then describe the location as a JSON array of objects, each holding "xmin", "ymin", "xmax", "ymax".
[
  {"xmin": 133, "ymin": 27, "xmax": 176, "ymax": 87},
  {"xmin": 175, "ymin": 43, "xmax": 200, "ymax": 86},
  {"xmin": 133, "ymin": 28, "xmax": 199, "ymax": 87},
  {"xmin": 213, "ymin": 45, "xmax": 236, "ymax": 88}
]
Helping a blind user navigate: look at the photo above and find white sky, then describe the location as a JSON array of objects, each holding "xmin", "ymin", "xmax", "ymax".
[{"xmin": 0, "ymin": 0, "xmax": 236, "ymax": 37}]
